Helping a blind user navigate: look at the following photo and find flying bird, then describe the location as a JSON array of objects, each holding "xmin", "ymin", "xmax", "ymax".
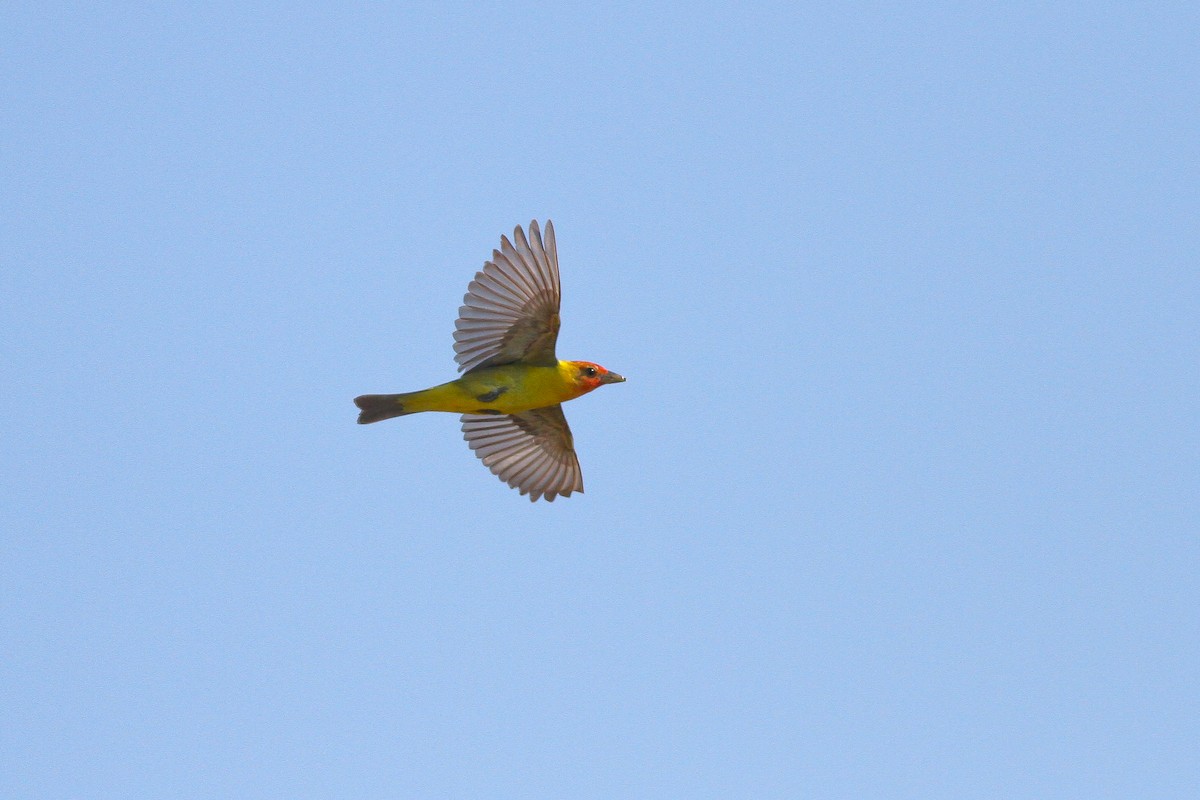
[{"xmin": 354, "ymin": 220, "xmax": 625, "ymax": 501}]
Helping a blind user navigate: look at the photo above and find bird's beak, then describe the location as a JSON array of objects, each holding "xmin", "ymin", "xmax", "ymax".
[{"xmin": 600, "ymin": 371, "xmax": 626, "ymax": 385}]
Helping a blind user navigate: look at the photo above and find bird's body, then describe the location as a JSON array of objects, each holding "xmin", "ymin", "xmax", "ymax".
[
  {"xmin": 355, "ymin": 360, "xmax": 613, "ymax": 420},
  {"xmin": 354, "ymin": 220, "xmax": 624, "ymax": 501}
]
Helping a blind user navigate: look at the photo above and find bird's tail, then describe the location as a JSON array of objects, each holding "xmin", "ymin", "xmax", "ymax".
[{"xmin": 354, "ymin": 393, "xmax": 418, "ymax": 424}]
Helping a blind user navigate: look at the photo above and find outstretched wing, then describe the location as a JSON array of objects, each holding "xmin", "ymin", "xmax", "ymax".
[
  {"xmin": 460, "ymin": 404, "xmax": 583, "ymax": 502},
  {"xmin": 453, "ymin": 220, "xmax": 561, "ymax": 373}
]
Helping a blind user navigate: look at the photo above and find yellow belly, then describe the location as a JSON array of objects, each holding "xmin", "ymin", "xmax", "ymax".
[{"xmin": 405, "ymin": 363, "xmax": 579, "ymax": 415}]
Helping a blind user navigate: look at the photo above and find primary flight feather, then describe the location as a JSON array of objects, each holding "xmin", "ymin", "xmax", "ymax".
[{"xmin": 354, "ymin": 220, "xmax": 625, "ymax": 502}]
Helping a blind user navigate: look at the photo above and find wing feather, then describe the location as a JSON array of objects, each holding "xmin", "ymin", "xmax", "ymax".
[
  {"xmin": 454, "ymin": 220, "xmax": 561, "ymax": 372},
  {"xmin": 460, "ymin": 404, "xmax": 583, "ymax": 502}
]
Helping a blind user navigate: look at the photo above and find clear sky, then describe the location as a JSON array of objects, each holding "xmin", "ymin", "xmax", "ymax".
[{"xmin": 3, "ymin": 3, "xmax": 1197, "ymax": 798}]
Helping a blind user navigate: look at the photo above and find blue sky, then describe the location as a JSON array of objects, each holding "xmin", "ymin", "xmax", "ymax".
[{"xmin": 2, "ymin": 3, "xmax": 1197, "ymax": 797}]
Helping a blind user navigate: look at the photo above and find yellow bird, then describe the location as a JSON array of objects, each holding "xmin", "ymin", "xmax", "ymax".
[{"xmin": 355, "ymin": 220, "xmax": 625, "ymax": 501}]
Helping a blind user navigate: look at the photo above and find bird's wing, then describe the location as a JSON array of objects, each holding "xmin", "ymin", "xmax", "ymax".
[
  {"xmin": 454, "ymin": 220, "xmax": 561, "ymax": 373},
  {"xmin": 460, "ymin": 404, "xmax": 583, "ymax": 502}
]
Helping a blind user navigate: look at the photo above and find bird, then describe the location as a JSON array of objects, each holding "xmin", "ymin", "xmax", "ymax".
[{"xmin": 354, "ymin": 220, "xmax": 625, "ymax": 502}]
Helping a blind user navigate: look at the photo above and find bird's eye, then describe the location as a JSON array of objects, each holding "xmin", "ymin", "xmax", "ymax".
[{"xmin": 584, "ymin": 366, "xmax": 597, "ymax": 377}]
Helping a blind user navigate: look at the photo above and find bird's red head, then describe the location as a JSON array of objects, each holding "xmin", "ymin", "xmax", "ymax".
[{"xmin": 568, "ymin": 361, "xmax": 626, "ymax": 393}]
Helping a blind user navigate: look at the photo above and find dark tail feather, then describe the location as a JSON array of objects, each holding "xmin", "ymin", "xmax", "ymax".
[{"xmin": 354, "ymin": 394, "xmax": 416, "ymax": 424}]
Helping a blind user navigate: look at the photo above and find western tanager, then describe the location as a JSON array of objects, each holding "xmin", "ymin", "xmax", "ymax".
[{"xmin": 354, "ymin": 220, "xmax": 624, "ymax": 501}]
